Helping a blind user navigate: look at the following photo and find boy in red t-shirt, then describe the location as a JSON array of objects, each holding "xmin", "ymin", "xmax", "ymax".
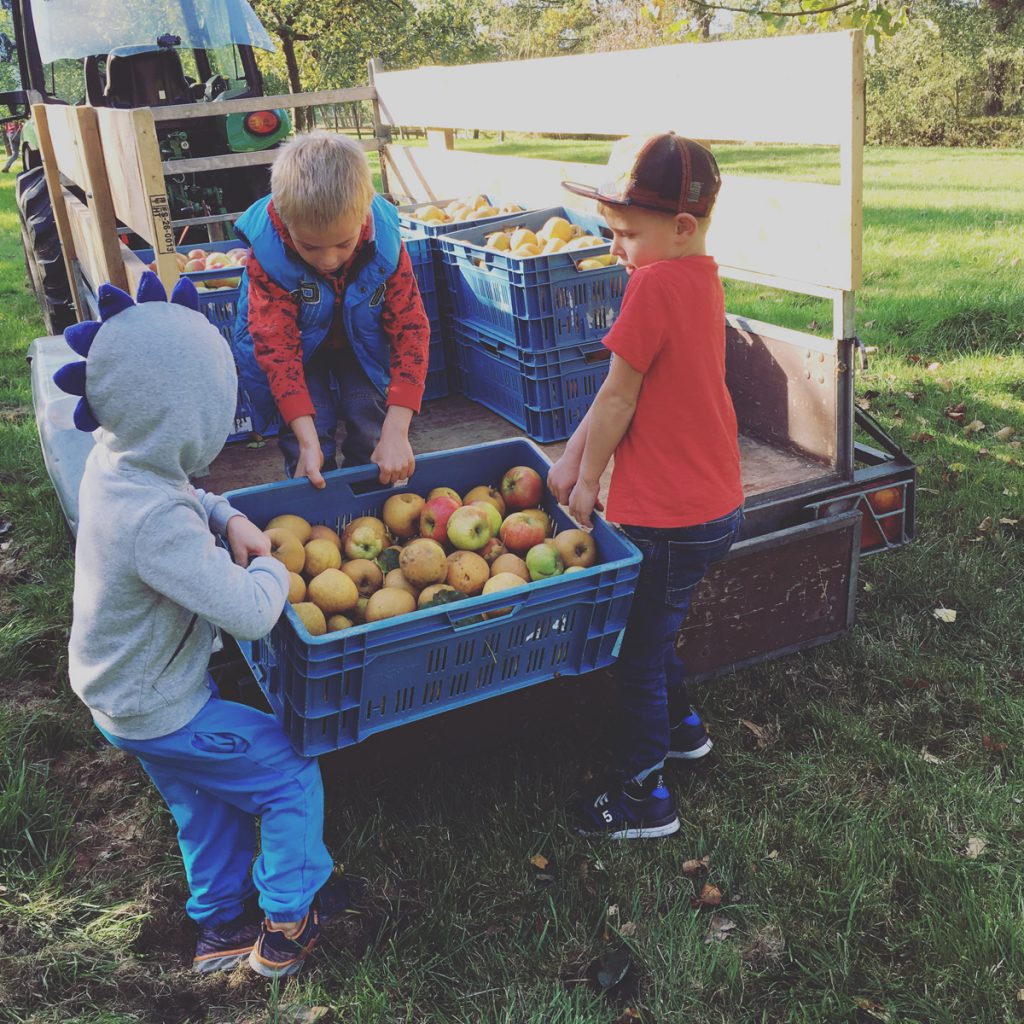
[{"xmin": 550, "ymin": 134, "xmax": 744, "ymax": 838}]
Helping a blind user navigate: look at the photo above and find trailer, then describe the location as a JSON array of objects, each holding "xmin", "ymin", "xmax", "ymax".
[{"xmin": 27, "ymin": 29, "xmax": 915, "ymax": 749}]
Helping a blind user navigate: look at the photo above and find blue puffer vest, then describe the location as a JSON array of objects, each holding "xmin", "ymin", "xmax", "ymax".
[{"xmin": 231, "ymin": 193, "xmax": 401, "ymax": 433}]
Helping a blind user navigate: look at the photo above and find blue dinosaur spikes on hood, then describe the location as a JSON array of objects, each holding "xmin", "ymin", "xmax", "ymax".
[{"xmin": 53, "ymin": 272, "xmax": 238, "ymax": 479}]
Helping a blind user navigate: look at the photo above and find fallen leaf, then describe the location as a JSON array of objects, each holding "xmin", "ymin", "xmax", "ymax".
[
  {"xmin": 854, "ymin": 997, "xmax": 891, "ymax": 1021},
  {"xmin": 903, "ymin": 390, "xmax": 922, "ymax": 402},
  {"xmin": 977, "ymin": 516, "xmax": 992, "ymax": 533},
  {"xmin": 593, "ymin": 947, "xmax": 631, "ymax": 992},
  {"xmin": 999, "ymin": 518, "xmax": 1019, "ymax": 526},
  {"xmin": 907, "ymin": 354, "xmax": 922, "ymax": 364},
  {"xmin": 864, "ymin": 345, "xmax": 878, "ymax": 354},
  {"xmin": 1017, "ymin": 988, "xmax": 1024, "ymax": 1004},
  {"xmin": 863, "ymin": 319, "xmax": 877, "ymax": 329},
  {"xmin": 766, "ymin": 849, "xmax": 780, "ymax": 860},
  {"xmin": 920, "ymin": 747, "xmax": 942, "ymax": 765},
  {"xmin": 529, "ymin": 854, "xmax": 549, "ymax": 870},
  {"xmin": 740, "ymin": 719, "xmax": 777, "ymax": 748},
  {"xmin": 691, "ymin": 883, "xmax": 723, "ymax": 909},
  {"xmin": 856, "ymin": 397, "xmax": 872, "ymax": 411},
  {"xmin": 808, "ymin": 320, "xmax": 820, "ymax": 331},
  {"xmin": 619, "ymin": 920, "xmax": 637, "ymax": 938},
  {"xmin": 611, "ymin": 1011, "xmax": 641, "ymax": 1024},
  {"xmin": 909, "ymin": 432, "xmax": 934, "ymax": 442},
  {"xmin": 946, "ymin": 463, "xmax": 967, "ymax": 474},
  {"xmin": 927, "ymin": 361, "xmax": 943, "ymax": 372},
  {"xmin": 963, "ymin": 419, "xmax": 986, "ymax": 435},
  {"xmin": 982, "ymin": 735, "xmax": 1008, "ymax": 753},
  {"xmin": 994, "ymin": 426, "xmax": 1016, "ymax": 441},
  {"xmin": 944, "ymin": 402, "xmax": 967, "ymax": 422},
  {"xmin": 276, "ymin": 1007, "xmax": 332, "ymax": 1024},
  {"xmin": 703, "ymin": 914, "xmax": 737, "ymax": 944},
  {"xmin": 932, "ymin": 608, "xmax": 957, "ymax": 623},
  {"xmin": 965, "ymin": 836, "xmax": 987, "ymax": 859},
  {"xmin": 742, "ymin": 923, "xmax": 785, "ymax": 965},
  {"xmin": 682, "ymin": 854, "xmax": 711, "ymax": 876},
  {"xmin": 531, "ymin": 854, "xmax": 557, "ymax": 884}
]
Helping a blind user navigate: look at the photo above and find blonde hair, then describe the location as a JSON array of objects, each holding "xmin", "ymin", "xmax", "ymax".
[{"xmin": 271, "ymin": 132, "xmax": 375, "ymax": 230}]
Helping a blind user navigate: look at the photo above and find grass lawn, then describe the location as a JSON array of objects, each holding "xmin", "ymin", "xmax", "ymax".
[{"xmin": 1, "ymin": 142, "xmax": 1023, "ymax": 1023}]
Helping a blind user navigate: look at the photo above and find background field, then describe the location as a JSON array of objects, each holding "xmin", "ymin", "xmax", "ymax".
[{"xmin": 1, "ymin": 143, "xmax": 1022, "ymax": 1023}]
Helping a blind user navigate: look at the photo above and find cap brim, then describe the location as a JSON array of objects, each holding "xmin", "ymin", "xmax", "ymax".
[{"xmin": 561, "ymin": 180, "xmax": 630, "ymax": 207}]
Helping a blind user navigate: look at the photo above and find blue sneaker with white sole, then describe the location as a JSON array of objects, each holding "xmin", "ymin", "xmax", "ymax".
[
  {"xmin": 667, "ymin": 707, "xmax": 713, "ymax": 761},
  {"xmin": 192, "ymin": 912, "xmax": 262, "ymax": 973},
  {"xmin": 568, "ymin": 770, "xmax": 680, "ymax": 839}
]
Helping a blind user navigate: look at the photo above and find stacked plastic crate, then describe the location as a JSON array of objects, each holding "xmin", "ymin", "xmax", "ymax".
[
  {"xmin": 398, "ymin": 198, "xmax": 531, "ymax": 399},
  {"xmin": 437, "ymin": 208, "xmax": 629, "ymax": 442}
]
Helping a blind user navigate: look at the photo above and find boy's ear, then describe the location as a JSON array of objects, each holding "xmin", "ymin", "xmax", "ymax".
[{"xmin": 675, "ymin": 213, "xmax": 699, "ymax": 238}]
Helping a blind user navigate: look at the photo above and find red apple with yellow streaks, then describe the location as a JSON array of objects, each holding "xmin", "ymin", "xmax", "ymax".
[
  {"xmin": 500, "ymin": 465, "xmax": 543, "ymax": 512},
  {"xmin": 420, "ymin": 495, "xmax": 461, "ymax": 543}
]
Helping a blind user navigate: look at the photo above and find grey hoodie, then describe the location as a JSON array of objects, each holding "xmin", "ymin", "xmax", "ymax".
[{"xmin": 69, "ymin": 297, "xmax": 288, "ymax": 740}]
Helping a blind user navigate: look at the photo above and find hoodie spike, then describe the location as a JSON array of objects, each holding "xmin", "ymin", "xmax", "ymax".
[
  {"xmin": 53, "ymin": 359, "xmax": 88, "ymax": 397},
  {"xmin": 136, "ymin": 270, "xmax": 168, "ymax": 304},
  {"xmin": 73, "ymin": 397, "xmax": 100, "ymax": 433},
  {"xmin": 170, "ymin": 276, "xmax": 200, "ymax": 311},
  {"xmin": 98, "ymin": 284, "xmax": 135, "ymax": 321},
  {"xmin": 64, "ymin": 320, "xmax": 102, "ymax": 358}
]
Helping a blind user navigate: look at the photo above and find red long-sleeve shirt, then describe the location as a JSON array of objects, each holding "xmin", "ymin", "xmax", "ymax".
[{"xmin": 246, "ymin": 200, "xmax": 430, "ymax": 426}]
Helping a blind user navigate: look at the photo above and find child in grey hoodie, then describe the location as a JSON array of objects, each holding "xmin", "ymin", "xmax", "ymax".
[{"xmin": 55, "ymin": 272, "xmax": 341, "ymax": 978}]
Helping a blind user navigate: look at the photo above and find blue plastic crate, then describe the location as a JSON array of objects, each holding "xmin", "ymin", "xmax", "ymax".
[
  {"xmin": 423, "ymin": 333, "xmax": 448, "ymax": 400},
  {"xmin": 451, "ymin": 319, "xmax": 610, "ymax": 443},
  {"xmin": 225, "ymin": 438, "xmax": 641, "ymax": 755},
  {"xmin": 437, "ymin": 207, "xmax": 628, "ymax": 352},
  {"xmin": 397, "ymin": 197, "xmax": 526, "ymax": 238}
]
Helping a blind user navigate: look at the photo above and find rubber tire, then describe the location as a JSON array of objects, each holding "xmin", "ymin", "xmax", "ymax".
[{"xmin": 16, "ymin": 167, "xmax": 75, "ymax": 335}]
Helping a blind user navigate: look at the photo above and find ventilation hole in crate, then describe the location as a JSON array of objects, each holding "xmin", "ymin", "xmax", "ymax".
[
  {"xmin": 449, "ymin": 671, "xmax": 470, "ymax": 697},
  {"xmin": 397, "ymin": 686, "xmax": 415, "ymax": 713},
  {"xmin": 427, "ymin": 646, "xmax": 449, "ymax": 673},
  {"xmin": 551, "ymin": 610, "xmax": 574, "ymax": 633},
  {"xmin": 455, "ymin": 639, "xmax": 475, "ymax": 664},
  {"xmin": 423, "ymin": 679, "xmax": 443, "ymax": 705},
  {"xmin": 527, "ymin": 647, "xmax": 547, "ymax": 673},
  {"xmin": 551, "ymin": 641, "xmax": 571, "ymax": 665},
  {"xmin": 501, "ymin": 655, "xmax": 520, "ymax": 680},
  {"xmin": 476, "ymin": 663, "xmax": 496, "ymax": 689},
  {"xmin": 366, "ymin": 695, "xmax": 386, "ymax": 719},
  {"xmin": 508, "ymin": 624, "xmax": 526, "ymax": 648}
]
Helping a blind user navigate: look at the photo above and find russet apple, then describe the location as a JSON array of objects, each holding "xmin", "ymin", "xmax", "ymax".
[
  {"xmin": 266, "ymin": 528, "xmax": 305, "ymax": 574},
  {"xmin": 383, "ymin": 492, "xmax": 425, "ymax": 539},
  {"xmin": 304, "ymin": 538, "xmax": 342, "ymax": 578},
  {"xmin": 384, "ymin": 568, "xmax": 419, "ymax": 597},
  {"xmin": 308, "ymin": 524, "xmax": 342, "ymax": 550},
  {"xmin": 552, "ymin": 528, "xmax": 597, "ymax": 568},
  {"xmin": 483, "ymin": 572, "xmax": 528, "ymax": 595},
  {"xmin": 399, "ymin": 538, "xmax": 448, "ymax": 588},
  {"xmin": 499, "ymin": 511, "xmax": 547, "ymax": 555},
  {"xmin": 446, "ymin": 504, "xmax": 493, "ymax": 550},
  {"xmin": 500, "ymin": 465, "xmax": 543, "ymax": 512},
  {"xmin": 307, "ymin": 568, "xmax": 358, "ymax": 614},
  {"xmin": 326, "ymin": 614, "xmax": 354, "ymax": 632},
  {"xmin": 417, "ymin": 583, "xmax": 463, "ymax": 608},
  {"xmin": 287, "ymin": 572, "xmax": 306, "ymax": 604},
  {"xmin": 420, "ymin": 495, "xmax": 460, "ymax": 543},
  {"xmin": 343, "ymin": 516, "xmax": 388, "ymax": 561},
  {"xmin": 525, "ymin": 542, "xmax": 564, "ymax": 582},
  {"xmin": 428, "ymin": 486, "xmax": 462, "ymax": 504},
  {"xmin": 446, "ymin": 550, "xmax": 490, "ymax": 595},
  {"xmin": 464, "ymin": 485, "xmax": 506, "ymax": 517},
  {"xmin": 490, "ymin": 553, "xmax": 530, "ymax": 582},
  {"xmin": 292, "ymin": 601, "xmax": 326, "ymax": 637},
  {"xmin": 365, "ymin": 588, "xmax": 416, "ymax": 622},
  {"xmin": 266, "ymin": 514, "xmax": 312, "ymax": 544},
  {"xmin": 479, "ymin": 537, "xmax": 507, "ymax": 566},
  {"xmin": 342, "ymin": 558, "xmax": 383, "ymax": 598}
]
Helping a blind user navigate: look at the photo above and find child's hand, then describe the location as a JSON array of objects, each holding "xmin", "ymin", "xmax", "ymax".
[
  {"xmin": 294, "ymin": 445, "xmax": 326, "ymax": 490},
  {"xmin": 226, "ymin": 515, "xmax": 272, "ymax": 567},
  {"xmin": 372, "ymin": 432, "xmax": 415, "ymax": 486},
  {"xmin": 568, "ymin": 479, "xmax": 604, "ymax": 532},
  {"xmin": 547, "ymin": 456, "xmax": 581, "ymax": 505}
]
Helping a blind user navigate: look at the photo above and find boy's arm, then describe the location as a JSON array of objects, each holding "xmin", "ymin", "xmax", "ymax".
[
  {"xmin": 374, "ymin": 243, "xmax": 430, "ymax": 484},
  {"xmin": 193, "ymin": 489, "xmax": 272, "ymax": 567},
  {"xmin": 135, "ymin": 501, "xmax": 289, "ymax": 641},
  {"xmin": 548, "ymin": 411, "xmax": 592, "ymax": 504},
  {"xmin": 569, "ymin": 354, "xmax": 644, "ymax": 530}
]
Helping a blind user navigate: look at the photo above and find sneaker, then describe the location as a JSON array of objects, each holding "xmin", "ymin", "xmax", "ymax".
[
  {"xmin": 192, "ymin": 913, "xmax": 262, "ymax": 973},
  {"xmin": 568, "ymin": 770, "xmax": 680, "ymax": 839},
  {"xmin": 315, "ymin": 876, "xmax": 366, "ymax": 923},
  {"xmin": 248, "ymin": 908, "xmax": 320, "ymax": 979},
  {"xmin": 666, "ymin": 707, "xmax": 713, "ymax": 761}
]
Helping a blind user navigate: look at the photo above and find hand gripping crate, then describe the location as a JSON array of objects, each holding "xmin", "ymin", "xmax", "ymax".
[
  {"xmin": 437, "ymin": 207, "xmax": 628, "ymax": 353},
  {"xmin": 226, "ymin": 438, "xmax": 641, "ymax": 756},
  {"xmin": 451, "ymin": 319, "xmax": 610, "ymax": 442}
]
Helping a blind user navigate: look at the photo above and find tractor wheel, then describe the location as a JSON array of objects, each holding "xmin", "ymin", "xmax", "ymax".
[{"xmin": 16, "ymin": 167, "xmax": 75, "ymax": 335}]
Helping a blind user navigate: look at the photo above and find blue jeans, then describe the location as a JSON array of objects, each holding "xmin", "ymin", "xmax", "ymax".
[
  {"xmin": 95, "ymin": 689, "xmax": 334, "ymax": 926},
  {"xmin": 613, "ymin": 506, "xmax": 744, "ymax": 779},
  {"xmin": 278, "ymin": 345, "xmax": 387, "ymax": 478}
]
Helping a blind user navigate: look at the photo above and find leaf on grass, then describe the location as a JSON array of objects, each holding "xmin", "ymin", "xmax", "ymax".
[
  {"xmin": 854, "ymin": 997, "xmax": 891, "ymax": 1021},
  {"xmin": 995, "ymin": 426, "xmax": 1016, "ymax": 441},
  {"xmin": 907, "ymin": 354, "xmax": 922, "ymax": 364},
  {"xmin": 927, "ymin": 361, "xmax": 943, "ymax": 372},
  {"xmin": 1000, "ymin": 517, "xmax": 1019, "ymax": 527},
  {"xmin": 530, "ymin": 853, "xmax": 557, "ymax": 884},
  {"xmin": 863, "ymin": 320, "xmax": 877, "ymax": 329},
  {"xmin": 903, "ymin": 390, "xmax": 922, "ymax": 402},
  {"xmin": 963, "ymin": 419, "xmax": 986, "ymax": 435},
  {"xmin": 703, "ymin": 914, "xmax": 737, "ymax": 944},
  {"xmin": 594, "ymin": 947, "xmax": 632, "ymax": 992},
  {"xmin": 856, "ymin": 397, "xmax": 872, "ymax": 411},
  {"xmin": 742, "ymin": 923, "xmax": 785, "ymax": 965},
  {"xmin": 920, "ymin": 747, "xmax": 942, "ymax": 765},
  {"xmin": 808, "ymin": 320, "xmax": 820, "ymax": 331},
  {"xmin": 619, "ymin": 920, "xmax": 638, "ymax": 938},
  {"xmin": 530, "ymin": 854, "xmax": 549, "ymax": 870},
  {"xmin": 0, "ymin": 520, "xmax": 11, "ymax": 537},
  {"xmin": 691, "ymin": 883, "xmax": 723, "ymax": 909},
  {"xmin": 611, "ymin": 1010, "xmax": 642, "ymax": 1024},
  {"xmin": 909, "ymin": 432, "xmax": 934, "ymax": 442},
  {"xmin": 740, "ymin": 719, "xmax": 777, "ymax": 748},
  {"xmin": 944, "ymin": 402, "xmax": 967, "ymax": 422},
  {"xmin": 964, "ymin": 836, "xmax": 987, "ymax": 859},
  {"xmin": 977, "ymin": 516, "xmax": 993, "ymax": 533},
  {"xmin": 276, "ymin": 1007, "xmax": 333, "ymax": 1024},
  {"xmin": 982, "ymin": 735, "xmax": 1008, "ymax": 753},
  {"xmin": 946, "ymin": 463, "xmax": 967, "ymax": 475},
  {"xmin": 864, "ymin": 345, "xmax": 878, "ymax": 355},
  {"xmin": 682, "ymin": 854, "xmax": 711, "ymax": 876}
]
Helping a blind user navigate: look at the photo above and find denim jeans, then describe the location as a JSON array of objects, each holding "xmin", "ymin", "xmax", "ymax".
[
  {"xmin": 613, "ymin": 505, "xmax": 744, "ymax": 779},
  {"xmin": 278, "ymin": 344, "xmax": 387, "ymax": 478}
]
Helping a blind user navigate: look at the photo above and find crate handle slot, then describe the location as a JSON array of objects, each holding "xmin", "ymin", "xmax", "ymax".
[{"xmin": 446, "ymin": 599, "xmax": 526, "ymax": 631}]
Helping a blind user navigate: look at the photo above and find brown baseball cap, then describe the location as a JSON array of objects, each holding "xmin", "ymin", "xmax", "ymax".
[{"xmin": 563, "ymin": 133, "xmax": 720, "ymax": 217}]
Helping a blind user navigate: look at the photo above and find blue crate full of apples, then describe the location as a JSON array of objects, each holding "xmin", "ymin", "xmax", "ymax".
[{"xmin": 225, "ymin": 438, "xmax": 641, "ymax": 755}]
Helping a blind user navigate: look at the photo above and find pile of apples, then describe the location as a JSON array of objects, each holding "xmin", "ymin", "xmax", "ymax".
[
  {"xmin": 481, "ymin": 215, "xmax": 617, "ymax": 269},
  {"xmin": 148, "ymin": 247, "xmax": 249, "ymax": 290},
  {"xmin": 262, "ymin": 464, "xmax": 600, "ymax": 638},
  {"xmin": 407, "ymin": 195, "xmax": 524, "ymax": 226}
]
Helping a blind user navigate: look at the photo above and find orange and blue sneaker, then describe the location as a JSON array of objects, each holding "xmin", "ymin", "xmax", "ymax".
[{"xmin": 192, "ymin": 912, "xmax": 262, "ymax": 973}]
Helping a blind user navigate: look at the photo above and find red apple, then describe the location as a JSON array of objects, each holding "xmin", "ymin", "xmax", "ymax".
[
  {"xmin": 500, "ymin": 465, "xmax": 543, "ymax": 512},
  {"xmin": 446, "ymin": 504, "xmax": 493, "ymax": 551},
  {"xmin": 479, "ymin": 537, "xmax": 507, "ymax": 565},
  {"xmin": 420, "ymin": 495, "xmax": 461, "ymax": 543},
  {"xmin": 552, "ymin": 528, "xmax": 597, "ymax": 568},
  {"xmin": 499, "ymin": 510, "xmax": 547, "ymax": 555}
]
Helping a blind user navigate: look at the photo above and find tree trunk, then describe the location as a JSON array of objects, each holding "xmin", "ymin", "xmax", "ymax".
[{"xmin": 280, "ymin": 31, "xmax": 306, "ymax": 131}]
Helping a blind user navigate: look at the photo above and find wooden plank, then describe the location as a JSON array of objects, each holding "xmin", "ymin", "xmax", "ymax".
[
  {"xmin": 120, "ymin": 245, "xmax": 149, "ymax": 296},
  {"xmin": 374, "ymin": 31, "xmax": 860, "ymax": 146},
  {"xmin": 150, "ymin": 85, "xmax": 377, "ymax": 122},
  {"xmin": 64, "ymin": 192, "xmax": 103, "ymax": 290},
  {"xmin": 39, "ymin": 104, "xmax": 88, "ymax": 190},
  {"xmin": 842, "ymin": 30, "xmax": 865, "ymax": 293},
  {"xmin": 31, "ymin": 104, "xmax": 84, "ymax": 318},
  {"xmin": 368, "ymin": 59, "xmax": 390, "ymax": 195},
  {"xmin": 383, "ymin": 146, "xmax": 856, "ymax": 291},
  {"xmin": 160, "ymin": 138, "xmax": 380, "ymax": 175}
]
